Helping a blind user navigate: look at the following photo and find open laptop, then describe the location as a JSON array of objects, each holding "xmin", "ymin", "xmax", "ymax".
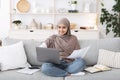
[{"xmin": 36, "ymin": 47, "xmax": 60, "ymax": 64}]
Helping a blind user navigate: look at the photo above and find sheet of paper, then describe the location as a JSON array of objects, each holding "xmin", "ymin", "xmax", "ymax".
[
  {"xmin": 17, "ymin": 67, "xmax": 40, "ymax": 75},
  {"xmin": 67, "ymin": 46, "xmax": 90, "ymax": 59}
]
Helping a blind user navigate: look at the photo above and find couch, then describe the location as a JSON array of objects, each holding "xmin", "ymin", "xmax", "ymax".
[{"xmin": 1, "ymin": 37, "xmax": 120, "ymax": 80}]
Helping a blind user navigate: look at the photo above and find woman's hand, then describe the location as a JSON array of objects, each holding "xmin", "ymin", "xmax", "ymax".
[
  {"xmin": 60, "ymin": 52, "xmax": 74, "ymax": 62},
  {"xmin": 62, "ymin": 58, "xmax": 75, "ymax": 63}
]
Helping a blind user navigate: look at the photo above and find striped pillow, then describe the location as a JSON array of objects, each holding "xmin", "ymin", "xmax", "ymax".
[{"xmin": 97, "ymin": 49, "xmax": 120, "ymax": 68}]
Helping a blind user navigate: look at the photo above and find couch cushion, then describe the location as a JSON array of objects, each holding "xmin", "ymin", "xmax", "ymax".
[
  {"xmin": 79, "ymin": 38, "xmax": 120, "ymax": 66},
  {"xmin": 0, "ymin": 69, "xmax": 64, "ymax": 80},
  {"xmin": 2, "ymin": 37, "xmax": 42, "ymax": 66},
  {"xmin": 0, "ymin": 42, "xmax": 29, "ymax": 71},
  {"xmin": 65, "ymin": 69, "xmax": 120, "ymax": 80},
  {"xmin": 79, "ymin": 40, "xmax": 99, "ymax": 66},
  {"xmin": 99, "ymin": 38, "xmax": 120, "ymax": 52}
]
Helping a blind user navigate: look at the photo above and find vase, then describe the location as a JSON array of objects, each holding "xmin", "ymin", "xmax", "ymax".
[
  {"xmin": 84, "ymin": 2, "xmax": 91, "ymax": 12},
  {"xmin": 30, "ymin": 19, "xmax": 38, "ymax": 29}
]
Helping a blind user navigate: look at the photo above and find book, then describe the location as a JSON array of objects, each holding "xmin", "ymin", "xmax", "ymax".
[
  {"xmin": 84, "ymin": 64, "xmax": 111, "ymax": 73},
  {"xmin": 17, "ymin": 67, "xmax": 40, "ymax": 75}
]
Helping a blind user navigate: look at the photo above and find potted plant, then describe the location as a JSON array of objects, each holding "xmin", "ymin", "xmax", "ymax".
[
  {"xmin": 71, "ymin": 0, "xmax": 77, "ymax": 4},
  {"xmin": 12, "ymin": 20, "xmax": 22, "ymax": 29},
  {"xmin": 100, "ymin": 0, "xmax": 120, "ymax": 37},
  {"xmin": 69, "ymin": 0, "xmax": 77, "ymax": 10}
]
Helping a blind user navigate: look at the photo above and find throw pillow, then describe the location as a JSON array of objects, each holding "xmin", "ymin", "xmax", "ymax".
[
  {"xmin": 0, "ymin": 41, "xmax": 29, "ymax": 71},
  {"xmin": 2, "ymin": 37, "xmax": 43, "ymax": 66},
  {"xmin": 79, "ymin": 40, "xmax": 99, "ymax": 66},
  {"xmin": 97, "ymin": 49, "xmax": 120, "ymax": 68}
]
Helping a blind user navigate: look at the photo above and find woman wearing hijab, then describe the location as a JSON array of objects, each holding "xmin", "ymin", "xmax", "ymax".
[{"xmin": 40, "ymin": 18, "xmax": 86, "ymax": 77}]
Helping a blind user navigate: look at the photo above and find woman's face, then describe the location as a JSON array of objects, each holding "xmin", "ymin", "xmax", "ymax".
[{"xmin": 58, "ymin": 24, "xmax": 68, "ymax": 36}]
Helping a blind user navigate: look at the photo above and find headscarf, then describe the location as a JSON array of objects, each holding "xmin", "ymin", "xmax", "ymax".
[
  {"xmin": 45, "ymin": 18, "xmax": 80, "ymax": 59},
  {"xmin": 57, "ymin": 18, "xmax": 71, "ymax": 36}
]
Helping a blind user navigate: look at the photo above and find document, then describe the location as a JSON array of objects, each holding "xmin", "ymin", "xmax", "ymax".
[
  {"xmin": 17, "ymin": 67, "xmax": 40, "ymax": 75},
  {"xmin": 67, "ymin": 46, "xmax": 90, "ymax": 59}
]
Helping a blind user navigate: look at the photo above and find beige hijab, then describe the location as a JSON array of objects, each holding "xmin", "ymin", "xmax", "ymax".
[{"xmin": 45, "ymin": 18, "xmax": 80, "ymax": 59}]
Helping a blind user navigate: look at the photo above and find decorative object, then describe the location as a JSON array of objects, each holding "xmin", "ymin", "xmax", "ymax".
[
  {"xmin": 17, "ymin": 0, "xmax": 30, "ymax": 13},
  {"xmin": 12, "ymin": 8, "xmax": 17, "ymax": 13},
  {"xmin": 68, "ymin": 0, "xmax": 78, "ymax": 12},
  {"xmin": 83, "ymin": 2, "xmax": 91, "ymax": 12},
  {"xmin": 100, "ymin": 0, "xmax": 120, "ymax": 37},
  {"xmin": 44, "ymin": 23, "xmax": 53, "ymax": 30},
  {"xmin": 12, "ymin": 20, "xmax": 22, "ymax": 29},
  {"xmin": 30, "ymin": 19, "xmax": 38, "ymax": 29},
  {"xmin": 68, "ymin": 0, "xmax": 77, "ymax": 10},
  {"xmin": 57, "ymin": 8, "xmax": 66, "ymax": 13},
  {"xmin": 38, "ymin": 22, "xmax": 42, "ymax": 29},
  {"xmin": 70, "ymin": 23, "xmax": 76, "ymax": 29}
]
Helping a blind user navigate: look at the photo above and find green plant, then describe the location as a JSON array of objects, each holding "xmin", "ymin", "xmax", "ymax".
[
  {"xmin": 68, "ymin": 0, "xmax": 77, "ymax": 5},
  {"xmin": 12, "ymin": 20, "xmax": 22, "ymax": 26},
  {"xmin": 71, "ymin": 0, "xmax": 77, "ymax": 4},
  {"xmin": 100, "ymin": 0, "xmax": 120, "ymax": 37}
]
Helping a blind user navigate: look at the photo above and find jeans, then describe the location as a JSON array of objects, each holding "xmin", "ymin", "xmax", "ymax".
[{"xmin": 41, "ymin": 58, "xmax": 86, "ymax": 77}]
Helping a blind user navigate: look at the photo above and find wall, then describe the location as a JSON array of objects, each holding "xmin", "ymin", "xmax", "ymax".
[
  {"xmin": 0, "ymin": 0, "xmax": 10, "ymax": 39},
  {"xmin": 0, "ymin": 0, "xmax": 116, "ymax": 39}
]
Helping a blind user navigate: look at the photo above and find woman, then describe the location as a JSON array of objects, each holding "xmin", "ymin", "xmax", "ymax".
[{"xmin": 40, "ymin": 18, "xmax": 86, "ymax": 77}]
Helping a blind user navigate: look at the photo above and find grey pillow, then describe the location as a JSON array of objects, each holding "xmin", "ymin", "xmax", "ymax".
[
  {"xmin": 99, "ymin": 38, "xmax": 120, "ymax": 52},
  {"xmin": 2, "ymin": 37, "xmax": 43, "ymax": 66}
]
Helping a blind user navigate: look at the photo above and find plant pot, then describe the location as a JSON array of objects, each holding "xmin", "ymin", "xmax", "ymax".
[
  {"xmin": 71, "ymin": 4, "xmax": 77, "ymax": 10},
  {"xmin": 12, "ymin": 24, "xmax": 21, "ymax": 30}
]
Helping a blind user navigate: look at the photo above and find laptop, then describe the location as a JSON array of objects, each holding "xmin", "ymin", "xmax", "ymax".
[{"xmin": 36, "ymin": 47, "xmax": 60, "ymax": 64}]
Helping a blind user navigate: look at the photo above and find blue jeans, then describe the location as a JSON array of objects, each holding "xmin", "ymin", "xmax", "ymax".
[{"xmin": 41, "ymin": 58, "xmax": 86, "ymax": 77}]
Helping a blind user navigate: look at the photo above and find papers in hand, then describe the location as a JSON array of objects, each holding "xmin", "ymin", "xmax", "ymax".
[
  {"xmin": 17, "ymin": 67, "xmax": 40, "ymax": 75},
  {"xmin": 85, "ymin": 64, "xmax": 111, "ymax": 73},
  {"xmin": 67, "ymin": 46, "xmax": 90, "ymax": 59}
]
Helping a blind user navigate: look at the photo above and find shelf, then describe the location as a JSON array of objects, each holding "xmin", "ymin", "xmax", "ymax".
[
  {"xmin": 10, "ymin": 0, "xmax": 99, "ymax": 40},
  {"xmin": 10, "ymin": 13, "xmax": 55, "ymax": 15},
  {"xmin": 11, "ymin": 12, "xmax": 97, "ymax": 15}
]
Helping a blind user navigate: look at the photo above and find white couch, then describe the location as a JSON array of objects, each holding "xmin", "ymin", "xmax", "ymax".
[{"xmin": 1, "ymin": 37, "xmax": 120, "ymax": 80}]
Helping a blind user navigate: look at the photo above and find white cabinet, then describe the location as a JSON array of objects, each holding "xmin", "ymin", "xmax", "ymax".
[{"xmin": 9, "ymin": 30, "xmax": 99, "ymax": 41}]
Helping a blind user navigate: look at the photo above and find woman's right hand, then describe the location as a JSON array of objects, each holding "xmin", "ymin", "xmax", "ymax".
[{"xmin": 62, "ymin": 57, "xmax": 75, "ymax": 63}]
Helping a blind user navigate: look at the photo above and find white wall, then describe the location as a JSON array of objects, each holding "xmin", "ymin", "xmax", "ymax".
[
  {"xmin": 0, "ymin": 0, "xmax": 10, "ymax": 39},
  {"xmin": 0, "ymin": 0, "xmax": 116, "ymax": 39}
]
